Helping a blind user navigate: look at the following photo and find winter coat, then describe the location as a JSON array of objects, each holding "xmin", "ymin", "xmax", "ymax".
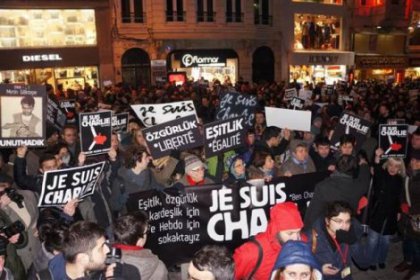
[
  {"xmin": 304, "ymin": 164, "xmax": 370, "ymax": 229},
  {"xmin": 279, "ymin": 156, "xmax": 316, "ymax": 176},
  {"xmin": 118, "ymin": 246, "xmax": 168, "ymax": 280},
  {"xmin": 309, "ymin": 148, "xmax": 335, "ymax": 172},
  {"xmin": 307, "ymin": 218, "xmax": 362, "ymax": 280},
  {"xmin": 233, "ymin": 202, "xmax": 304, "ymax": 280},
  {"xmin": 367, "ymin": 165, "xmax": 404, "ymax": 235}
]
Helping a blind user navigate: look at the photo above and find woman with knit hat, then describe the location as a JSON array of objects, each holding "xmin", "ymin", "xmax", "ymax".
[{"xmin": 270, "ymin": 240, "xmax": 322, "ymax": 280}]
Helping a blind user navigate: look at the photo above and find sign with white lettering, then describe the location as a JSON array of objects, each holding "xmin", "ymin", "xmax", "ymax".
[
  {"xmin": 330, "ymin": 112, "xmax": 373, "ymax": 151},
  {"xmin": 126, "ymin": 171, "xmax": 329, "ymax": 266},
  {"xmin": 59, "ymin": 99, "xmax": 76, "ymax": 123},
  {"xmin": 112, "ymin": 113, "xmax": 129, "ymax": 133},
  {"xmin": 142, "ymin": 115, "xmax": 203, "ymax": 159},
  {"xmin": 39, "ymin": 162, "xmax": 105, "ymax": 207},
  {"xmin": 379, "ymin": 124, "xmax": 408, "ymax": 159},
  {"xmin": 47, "ymin": 98, "xmax": 66, "ymax": 131},
  {"xmin": 0, "ymin": 84, "xmax": 46, "ymax": 147},
  {"xmin": 22, "ymin": 54, "xmax": 62, "ymax": 62},
  {"xmin": 204, "ymin": 117, "xmax": 246, "ymax": 158},
  {"xmin": 290, "ymin": 97, "xmax": 305, "ymax": 110},
  {"xmin": 181, "ymin": 54, "xmax": 225, "ymax": 67},
  {"xmin": 79, "ymin": 111, "xmax": 112, "ymax": 156},
  {"xmin": 284, "ymin": 88, "xmax": 297, "ymax": 101},
  {"xmin": 265, "ymin": 107, "xmax": 312, "ymax": 132},
  {"xmin": 131, "ymin": 101, "xmax": 197, "ymax": 127},
  {"xmin": 216, "ymin": 92, "xmax": 258, "ymax": 127}
]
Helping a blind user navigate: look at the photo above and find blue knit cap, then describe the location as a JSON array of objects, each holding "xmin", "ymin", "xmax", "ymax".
[{"xmin": 271, "ymin": 241, "xmax": 322, "ymax": 279}]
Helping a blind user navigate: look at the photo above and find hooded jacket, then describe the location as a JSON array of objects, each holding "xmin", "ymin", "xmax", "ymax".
[
  {"xmin": 233, "ymin": 202, "xmax": 304, "ymax": 280},
  {"xmin": 270, "ymin": 241, "xmax": 322, "ymax": 280}
]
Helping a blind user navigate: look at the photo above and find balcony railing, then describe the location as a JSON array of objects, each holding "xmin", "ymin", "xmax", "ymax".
[
  {"xmin": 121, "ymin": 13, "xmax": 146, "ymax": 23},
  {"xmin": 197, "ymin": 12, "xmax": 216, "ymax": 22},
  {"xmin": 226, "ymin": 12, "xmax": 244, "ymax": 23},
  {"xmin": 166, "ymin": 11, "xmax": 186, "ymax": 22},
  {"xmin": 254, "ymin": 15, "xmax": 272, "ymax": 26}
]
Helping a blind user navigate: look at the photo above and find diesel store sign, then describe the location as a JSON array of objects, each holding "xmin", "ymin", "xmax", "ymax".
[{"xmin": 0, "ymin": 47, "xmax": 99, "ymax": 70}]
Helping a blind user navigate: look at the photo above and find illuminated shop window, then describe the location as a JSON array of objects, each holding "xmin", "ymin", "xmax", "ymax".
[
  {"xmin": 409, "ymin": 11, "xmax": 420, "ymax": 46},
  {"xmin": 0, "ymin": 9, "xmax": 96, "ymax": 49},
  {"xmin": 293, "ymin": 0, "xmax": 342, "ymax": 5},
  {"xmin": 294, "ymin": 14, "xmax": 341, "ymax": 50}
]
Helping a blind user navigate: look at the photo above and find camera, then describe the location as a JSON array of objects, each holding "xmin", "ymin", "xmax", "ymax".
[
  {"xmin": 0, "ymin": 220, "xmax": 25, "ymax": 238},
  {"xmin": 105, "ymin": 247, "xmax": 121, "ymax": 265},
  {"xmin": 0, "ymin": 188, "xmax": 24, "ymax": 208}
]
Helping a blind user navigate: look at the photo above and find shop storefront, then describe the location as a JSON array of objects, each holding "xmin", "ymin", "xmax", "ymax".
[
  {"xmin": 406, "ymin": 57, "xmax": 420, "ymax": 79},
  {"xmin": 0, "ymin": 9, "xmax": 100, "ymax": 91},
  {"xmin": 355, "ymin": 55, "xmax": 408, "ymax": 82},
  {"xmin": 289, "ymin": 51, "xmax": 354, "ymax": 84},
  {"xmin": 168, "ymin": 49, "xmax": 238, "ymax": 84}
]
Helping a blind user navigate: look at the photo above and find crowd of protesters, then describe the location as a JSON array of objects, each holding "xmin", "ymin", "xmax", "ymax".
[{"xmin": 0, "ymin": 76, "xmax": 419, "ymax": 280}]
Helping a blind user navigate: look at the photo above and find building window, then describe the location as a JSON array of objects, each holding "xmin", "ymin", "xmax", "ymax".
[
  {"xmin": 197, "ymin": 0, "xmax": 214, "ymax": 22},
  {"xmin": 294, "ymin": 14, "xmax": 341, "ymax": 50},
  {"xmin": 120, "ymin": 0, "xmax": 144, "ymax": 23},
  {"xmin": 167, "ymin": 0, "xmax": 185, "ymax": 22},
  {"xmin": 254, "ymin": 0, "xmax": 271, "ymax": 25},
  {"xmin": 226, "ymin": 0, "xmax": 243, "ymax": 23}
]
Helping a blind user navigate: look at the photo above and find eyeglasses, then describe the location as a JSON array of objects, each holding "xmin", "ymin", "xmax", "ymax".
[
  {"xmin": 330, "ymin": 218, "xmax": 351, "ymax": 226},
  {"xmin": 191, "ymin": 167, "xmax": 205, "ymax": 173}
]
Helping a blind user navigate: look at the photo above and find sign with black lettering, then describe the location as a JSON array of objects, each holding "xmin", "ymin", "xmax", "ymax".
[
  {"xmin": 284, "ymin": 88, "xmax": 297, "ymax": 101},
  {"xmin": 126, "ymin": 171, "xmax": 329, "ymax": 266},
  {"xmin": 290, "ymin": 97, "xmax": 305, "ymax": 109},
  {"xmin": 79, "ymin": 111, "xmax": 112, "ymax": 156},
  {"xmin": 204, "ymin": 117, "xmax": 246, "ymax": 158},
  {"xmin": 47, "ymin": 98, "xmax": 66, "ymax": 131},
  {"xmin": 131, "ymin": 101, "xmax": 197, "ymax": 127},
  {"xmin": 379, "ymin": 124, "xmax": 408, "ymax": 159},
  {"xmin": 142, "ymin": 115, "xmax": 203, "ymax": 159},
  {"xmin": 0, "ymin": 84, "xmax": 46, "ymax": 147},
  {"xmin": 39, "ymin": 162, "xmax": 105, "ymax": 207},
  {"xmin": 112, "ymin": 113, "xmax": 128, "ymax": 133},
  {"xmin": 216, "ymin": 92, "xmax": 258, "ymax": 127},
  {"xmin": 59, "ymin": 99, "xmax": 76, "ymax": 123},
  {"xmin": 330, "ymin": 112, "xmax": 372, "ymax": 151}
]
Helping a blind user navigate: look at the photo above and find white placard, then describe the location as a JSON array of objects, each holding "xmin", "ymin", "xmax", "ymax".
[
  {"xmin": 131, "ymin": 100, "xmax": 197, "ymax": 127},
  {"xmin": 265, "ymin": 107, "xmax": 312, "ymax": 132}
]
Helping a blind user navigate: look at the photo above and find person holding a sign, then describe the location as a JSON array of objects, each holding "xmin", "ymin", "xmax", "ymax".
[
  {"xmin": 270, "ymin": 241, "xmax": 322, "ymax": 280},
  {"xmin": 255, "ymin": 127, "xmax": 291, "ymax": 162},
  {"xmin": 234, "ymin": 202, "xmax": 304, "ymax": 280}
]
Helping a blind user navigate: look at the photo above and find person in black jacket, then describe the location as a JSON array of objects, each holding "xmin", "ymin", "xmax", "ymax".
[
  {"xmin": 366, "ymin": 148, "xmax": 406, "ymax": 270},
  {"xmin": 254, "ymin": 126, "xmax": 291, "ymax": 163}
]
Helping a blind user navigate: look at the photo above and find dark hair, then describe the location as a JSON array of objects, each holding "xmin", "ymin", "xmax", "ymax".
[
  {"xmin": 339, "ymin": 134, "xmax": 356, "ymax": 146},
  {"xmin": 262, "ymin": 126, "xmax": 281, "ymax": 142},
  {"xmin": 40, "ymin": 223, "xmax": 68, "ymax": 254},
  {"xmin": 39, "ymin": 153, "xmax": 57, "ymax": 167},
  {"xmin": 63, "ymin": 221, "xmax": 105, "ymax": 263},
  {"xmin": 252, "ymin": 151, "xmax": 272, "ymax": 168},
  {"xmin": 45, "ymin": 143, "xmax": 69, "ymax": 156},
  {"xmin": 124, "ymin": 145, "xmax": 149, "ymax": 169},
  {"xmin": 21, "ymin": 95, "xmax": 35, "ymax": 107},
  {"xmin": 62, "ymin": 124, "xmax": 78, "ymax": 135},
  {"xmin": 336, "ymin": 155, "xmax": 358, "ymax": 177},
  {"xmin": 114, "ymin": 211, "xmax": 149, "ymax": 245},
  {"xmin": 192, "ymin": 245, "xmax": 234, "ymax": 280},
  {"xmin": 314, "ymin": 136, "xmax": 330, "ymax": 147},
  {"xmin": 326, "ymin": 201, "xmax": 353, "ymax": 219}
]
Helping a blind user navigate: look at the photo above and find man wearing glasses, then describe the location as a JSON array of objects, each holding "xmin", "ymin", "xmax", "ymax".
[{"xmin": 175, "ymin": 154, "xmax": 214, "ymax": 187}]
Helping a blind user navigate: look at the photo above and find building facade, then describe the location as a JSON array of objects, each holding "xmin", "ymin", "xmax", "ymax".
[{"xmin": 0, "ymin": 0, "xmax": 113, "ymax": 91}]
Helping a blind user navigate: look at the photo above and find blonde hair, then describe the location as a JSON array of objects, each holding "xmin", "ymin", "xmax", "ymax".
[{"xmin": 382, "ymin": 157, "xmax": 406, "ymax": 177}]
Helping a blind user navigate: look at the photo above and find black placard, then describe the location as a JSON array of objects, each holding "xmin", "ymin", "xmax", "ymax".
[
  {"xmin": 47, "ymin": 98, "xmax": 66, "ymax": 131},
  {"xmin": 112, "ymin": 112, "xmax": 129, "ymax": 133},
  {"xmin": 39, "ymin": 162, "xmax": 105, "ymax": 207},
  {"xmin": 330, "ymin": 112, "xmax": 373, "ymax": 151},
  {"xmin": 204, "ymin": 117, "xmax": 246, "ymax": 158},
  {"xmin": 284, "ymin": 88, "xmax": 297, "ymax": 101},
  {"xmin": 216, "ymin": 92, "xmax": 258, "ymax": 127},
  {"xmin": 290, "ymin": 97, "xmax": 305, "ymax": 109},
  {"xmin": 59, "ymin": 99, "xmax": 76, "ymax": 123},
  {"xmin": 142, "ymin": 115, "xmax": 203, "ymax": 159},
  {"xmin": 79, "ymin": 111, "xmax": 112, "ymax": 156},
  {"xmin": 379, "ymin": 124, "xmax": 408, "ymax": 159},
  {"xmin": 0, "ymin": 84, "xmax": 46, "ymax": 147},
  {"xmin": 126, "ymin": 171, "xmax": 329, "ymax": 267}
]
